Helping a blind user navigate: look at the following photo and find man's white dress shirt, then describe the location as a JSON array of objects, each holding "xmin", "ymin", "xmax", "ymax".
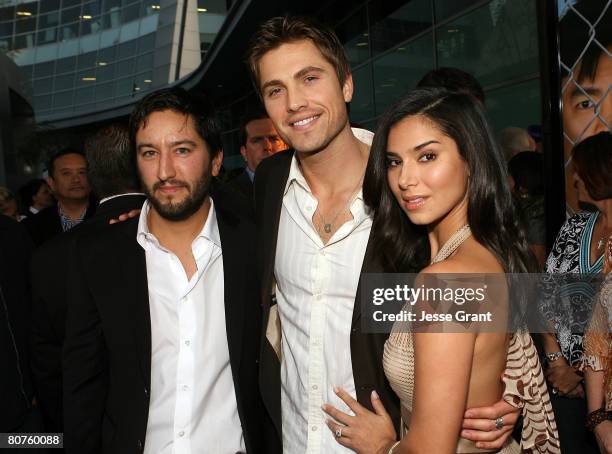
[
  {"xmin": 276, "ymin": 129, "xmax": 374, "ymax": 454},
  {"xmin": 136, "ymin": 199, "xmax": 245, "ymax": 454}
]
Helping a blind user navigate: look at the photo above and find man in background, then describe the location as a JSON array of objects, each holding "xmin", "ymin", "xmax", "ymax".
[
  {"xmin": 230, "ymin": 109, "xmax": 286, "ymax": 200},
  {"xmin": 30, "ymin": 124, "xmax": 145, "ymax": 433},
  {"xmin": 23, "ymin": 149, "xmax": 94, "ymax": 246}
]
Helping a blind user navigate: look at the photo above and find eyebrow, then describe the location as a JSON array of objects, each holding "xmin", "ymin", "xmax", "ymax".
[
  {"xmin": 260, "ymin": 66, "xmax": 326, "ymax": 92},
  {"xmin": 386, "ymin": 140, "xmax": 440, "ymax": 156},
  {"xmin": 137, "ymin": 139, "xmax": 197, "ymax": 150},
  {"xmin": 568, "ymin": 85, "xmax": 602, "ymax": 100}
]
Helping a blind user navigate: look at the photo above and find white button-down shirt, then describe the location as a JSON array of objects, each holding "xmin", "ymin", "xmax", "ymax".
[
  {"xmin": 276, "ymin": 129, "xmax": 374, "ymax": 454},
  {"xmin": 137, "ymin": 199, "xmax": 245, "ymax": 454}
]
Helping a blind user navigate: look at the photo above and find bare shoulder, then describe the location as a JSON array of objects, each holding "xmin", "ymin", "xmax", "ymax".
[{"xmin": 422, "ymin": 237, "xmax": 504, "ymax": 274}]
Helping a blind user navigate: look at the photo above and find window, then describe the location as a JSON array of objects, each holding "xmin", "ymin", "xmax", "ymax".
[
  {"xmin": 370, "ymin": 0, "xmax": 432, "ymax": 56},
  {"xmin": 350, "ymin": 64, "xmax": 375, "ymax": 122},
  {"xmin": 373, "ymin": 34, "xmax": 434, "ymax": 115},
  {"xmin": 436, "ymin": 0, "xmax": 539, "ymax": 87}
]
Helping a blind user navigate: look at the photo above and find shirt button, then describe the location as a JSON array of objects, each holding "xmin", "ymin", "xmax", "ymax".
[
  {"xmin": 182, "ymin": 385, "xmax": 189, "ymax": 391},
  {"xmin": 184, "ymin": 340, "xmax": 190, "ymax": 346},
  {"xmin": 316, "ymin": 295, "xmax": 322, "ymax": 301},
  {"xmin": 306, "ymin": 205, "xmax": 312, "ymax": 211},
  {"xmin": 178, "ymin": 431, "xmax": 185, "ymax": 437},
  {"xmin": 311, "ymin": 426, "xmax": 318, "ymax": 432},
  {"xmin": 312, "ymin": 385, "xmax": 318, "ymax": 390}
]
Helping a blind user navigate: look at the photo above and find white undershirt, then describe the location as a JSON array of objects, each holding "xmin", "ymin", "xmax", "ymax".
[
  {"xmin": 137, "ymin": 199, "xmax": 245, "ymax": 454},
  {"xmin": 276, "ymin": 128, "xmax": 374, "ymax": 454}
]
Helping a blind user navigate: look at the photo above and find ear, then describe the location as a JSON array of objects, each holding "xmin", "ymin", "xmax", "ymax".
[
  {"xmin": 46, "ymin": 176, "xmax": 56, "ymax": 194},
  {"xmin": 240, "ymin": 145, "xmax": 248, "ymax": 161},
  {"xmin": 211, "ymin": 149, "xmax": 224, "ymax": 177},
  {"xmin": 342, "ymin": 73, "xmax": 354, "ymax": 103}
]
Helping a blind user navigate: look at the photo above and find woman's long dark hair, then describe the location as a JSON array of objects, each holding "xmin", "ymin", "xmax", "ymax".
[{"xmin": 363, "ymin": 87, "xmax": 537, "ymax": 275}]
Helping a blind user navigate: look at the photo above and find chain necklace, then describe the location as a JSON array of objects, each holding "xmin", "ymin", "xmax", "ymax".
[
  {"xmin": 316, "ymin": 177, "xmax": 363, "ymax": 235},
  {"xmin": 431, "ymin": 224, "xmax": 472, "ymax": 264}
]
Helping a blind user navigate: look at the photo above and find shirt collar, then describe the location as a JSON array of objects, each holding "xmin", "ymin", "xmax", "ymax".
[
  {"xmin": 284, "ymin": 127, "xmax": 374, "ymax": 196},
  {"xmin": 99, "ymin": 192, "xmax": 145, "ymax": 205},
  {"xmin": 245, "ymin": 167, "xmax": 255, "ymax": 182},
  {"xmin": 136, "ymin": 197, "xmax": 221, "ymax": 251}
]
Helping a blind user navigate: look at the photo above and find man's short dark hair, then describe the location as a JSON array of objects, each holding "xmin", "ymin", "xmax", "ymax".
[
  {"xmin": 417, "ymin": 67, "xmax": 485, "ymax": 105},
  {"xmin": 559, "ymin": 0, "xmax": 611, "ymax": 83},
  {"xmin": 245, "ymin": 15, "xmax": 351, "ymax": 96},
  {"xmin": 129, "ymin": 87, "xmax": 222, "ymax": 157},
  {"xmin": 84, "ymin": 123, "xmax": 140, "ymax": 199},
  {"xmin": 47, "ymin": 148, "xmax": 86, "ymax": 178},
  {"xmin": 239, "ymin": 108, "xmax": 270, "ymax": 147}
]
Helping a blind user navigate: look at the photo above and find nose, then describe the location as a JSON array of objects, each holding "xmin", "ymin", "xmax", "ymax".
[
  {"xmin": 397, "ymin": 163, "xmax": 418, "ymax": 190},
  {"xmin": 158, "ymin": 151, "xmax": 176, "ymax": 181},
  {"xmin": 286, "ymin": 85, "xmax": 307, "ymax": 112},
  {"xmin": 263, "ymin": 138, "xmax": 273, "ymax": 154}
]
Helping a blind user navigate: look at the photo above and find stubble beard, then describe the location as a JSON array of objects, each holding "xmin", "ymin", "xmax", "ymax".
[{"xmin": 144, "ymin": 169, "xmax": 212, "ymax": 221}]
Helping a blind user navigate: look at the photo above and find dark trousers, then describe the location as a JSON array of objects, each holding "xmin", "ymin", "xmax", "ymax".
[{"xmin": 550, "ymin": 394, "xmax": 598, "ymax": 454}]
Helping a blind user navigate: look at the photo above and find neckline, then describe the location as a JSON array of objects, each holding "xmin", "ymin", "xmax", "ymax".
[{"xmin": 580, "ymin": 212, "xmax": 604, "ymax": 273}]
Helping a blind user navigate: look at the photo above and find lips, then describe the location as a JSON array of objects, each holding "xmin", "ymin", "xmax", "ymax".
[{"xmin": 401, "ymin": 196, "xmax": 427, "ymax": 210}]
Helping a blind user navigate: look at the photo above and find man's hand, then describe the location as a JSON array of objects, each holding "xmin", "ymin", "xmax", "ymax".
[
  {"xmin": 461, "ymin": 399, "xmax": 519, "ymax": 450},
  {"xmin": 595, "ymin": 420, "xmax": 612, "ymax": 454},
  {"xmin": 545, "ymin": 360, "xmax": 583, "ymax": 396},
  {"xmin": 109, "ymin": 209, "xmax": 141, "ymax": 224}
]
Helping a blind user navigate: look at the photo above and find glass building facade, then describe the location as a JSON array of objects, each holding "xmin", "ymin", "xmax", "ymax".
[{"xmin": 0, "ymin": 0, "xmax": 227, "ymax": 122}]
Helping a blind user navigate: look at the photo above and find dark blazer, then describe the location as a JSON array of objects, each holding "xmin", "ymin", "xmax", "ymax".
[
  {"xmin": 0, "ymin": 216, "xmax": 34, "ymax": 431},
  {"xmin": 253, "ymin": 150, "xmax": 401, "ymax": 442},
  {"xmin": 30, "ymin": 194, "xmax": 146, "ymax": 432},
  {"xmin": 229, "ymin": 169, "xmax": 254, "ymax": 201},
  {"xmin": 63, "ymin": 188, "xmax": 270, "ymax": 454},
  {"xmin": 23, "ymin": 202, "xmax": 96, "ymax": 247}
]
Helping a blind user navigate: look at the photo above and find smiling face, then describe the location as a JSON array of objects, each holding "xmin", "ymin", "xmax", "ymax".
[
  {"xmin": 386, "ymin": 115, "xmax": 469, "ymax": 226},
  {"xmin": 135, "ymin": 109, "xmax": 222, "ymax": 221},
  {"xmin": 257, "ymin": 39, "xmax": 353, "ymax": 154}
]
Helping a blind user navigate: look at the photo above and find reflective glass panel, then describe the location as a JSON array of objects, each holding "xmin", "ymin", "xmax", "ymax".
[
  {"xmin": 40, "ymin": 0, "xmax": 60, "ymax": 13},
  {"xmin": 34, "ymin": 61, "xmax": 55, "ymax": 78},
  {"xmin": 350, "ymin": 63, "xmax": 375, "ymax": 122},
  {"xmin": 486, "ymin": 79, "xmax": 541, "ymax": 135},
  {"xmin": 56, "ymin": 56, "xmax": 76, "ymax": 74},
  {"xmin": 434, "ymin": 0, "xmax": 482, "ymax": 21},
  {"xmin": 370, "ymin": 0, "xmax": 432, "ymax": 55},
  {"xmin": 436, "ymin": 0, "xmax": 539, "ymax": 87},
  {"xmin": 53, "ymin": 90, "xmax": 74, "ymax": 108},
  {"xmin": 0, "ymin": 6, "xmax": 15, "ymax": 21},
  {"xmin": 34, "ymin": 94, "xmax": 53, "ymax": 111},
  {"xmin": 61, "ymin": 6, "xmax": 82, "ymax": 25},
  {"xmin": 54, "ymin": 73, "xmax": 75, "ymax": 91},
  {"xmin": 337, "ymin": 6, "xmax": 369, "ymax": 66},
  {"xmin": 373, "ymin": 33, "xmax": 434, "ymax": 115},
  {"xmin": 39, "ymin": 11, "xmax": 60, "ymax": 29},
  {"xmin": 15, "ymin": 17, "xmax": 36, "ymax": 34},
  {"xmin": 33, "ymin": 77, "xmax": 54, "ymax": 95}
]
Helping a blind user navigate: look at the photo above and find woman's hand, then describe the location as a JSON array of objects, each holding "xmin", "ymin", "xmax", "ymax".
[
  {"xmin": 545, "ymin": 359, "xmax": 584, "ymax": 396},
  {"xmin": 595, "ymin": 420, "xmax": 612, "ymax": 454},
  {"xmin": 322, "ymin": 387, "xmax": 397, "ymax": 454}
]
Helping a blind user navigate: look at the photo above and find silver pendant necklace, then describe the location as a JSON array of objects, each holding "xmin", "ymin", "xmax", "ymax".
[{"xmin": 316, "ymin": 177, "xmax": 363, "ymax": 235}]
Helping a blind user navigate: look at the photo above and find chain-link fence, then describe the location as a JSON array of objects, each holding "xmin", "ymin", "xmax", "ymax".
[{"xmin": 558, "ymin": 0, "xmax": 611, "ymax": 214}]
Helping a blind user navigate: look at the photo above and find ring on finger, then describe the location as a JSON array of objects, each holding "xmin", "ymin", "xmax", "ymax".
[
  {"xmin": 335, "ymin": 428, "xmax": 343, "ymax": 438},
  {"xmin": 494, "ymin": 416, "xmax": 504, "ymax": 430}
]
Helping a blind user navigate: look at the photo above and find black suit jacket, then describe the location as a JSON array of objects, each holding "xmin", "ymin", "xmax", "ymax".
[
  {"xmin": 253, "ymin": 150, "xmax": 401, "ymax": 442},
  {"xmin": 23, "ymin": 202, "xmax": 96, "ymax": 247},
  {"xmin": 0, "ymin": 216, "xmax": 34, "ymax": 431},
  {"xmin": 229, "ymin": 170, "xmax": 254, "ymax": 202},
  {"xmin": 63, "ymin": 188, "xmax": 270, "ymax": 454},
  {"xmin": 30, "ymin": 194, "xmax": 146, "ymax": 432}
]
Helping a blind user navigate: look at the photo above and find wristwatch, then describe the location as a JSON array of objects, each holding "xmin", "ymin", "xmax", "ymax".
[{"xmin": 546, "ymin": 351, "xmax": 563, "ymax": 362}]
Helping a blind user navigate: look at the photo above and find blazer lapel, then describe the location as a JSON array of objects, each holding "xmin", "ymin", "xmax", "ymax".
[
  {"xmin": 214, "ymin": 201, "xmax": 245, "ymax": 373},
  {"xmin": 352, "ymin": 226, "xmax": 383, "ymax": 327},
  {"xmin": 117, "ymin": 222, "xmax": 151, "ymax": 383},
  {"xmin": 258, "ymin": 150, "xmax": 294, "ymax": 307}
]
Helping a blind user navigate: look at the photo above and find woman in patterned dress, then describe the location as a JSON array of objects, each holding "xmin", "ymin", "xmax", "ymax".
[
  {"xmin": 540, "ymin": 131, "xmax": 611, "ymax": 453},
  {"xmin": 321, "ymin": 88, "xmax": 558, "ymax": 453}
]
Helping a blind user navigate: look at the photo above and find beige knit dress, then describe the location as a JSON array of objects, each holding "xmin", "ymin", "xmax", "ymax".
[{"xmin": 382, "ymin": 327, "xmax": 560, "ymax": 453}]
